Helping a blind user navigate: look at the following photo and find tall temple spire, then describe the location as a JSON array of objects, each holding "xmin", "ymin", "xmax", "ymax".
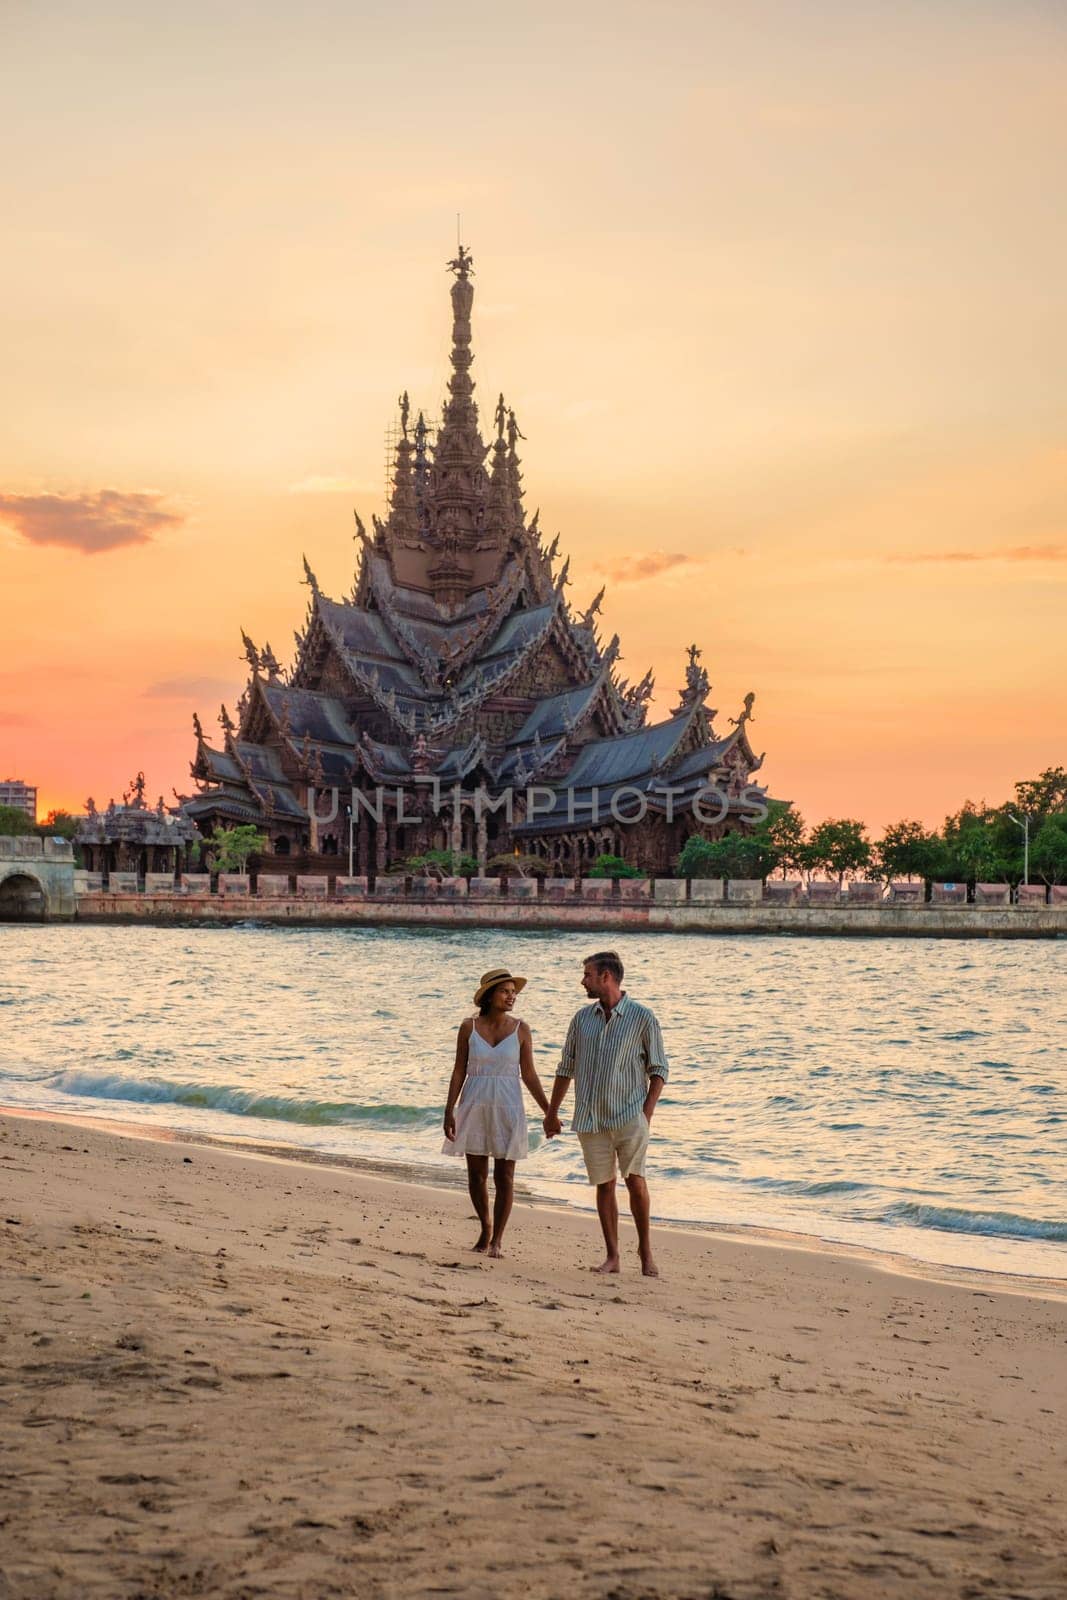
[
  {"xmin": 413, "ymin": 409, "xmax": 431, "ymax": 533},
  {"xmin": 389, "ymin": 390, "xmax": 418, "ymax": 539},
  {"xmin": 486, "ymin": 392, "xmax": 511, "ymax": 528},
  {"xmin": 442, "ymin": 245, "xmax": 477, "ymax": 435},
  {"xmin": 507, "ymin": 407, "xmax": 526, "ymax": 529}
]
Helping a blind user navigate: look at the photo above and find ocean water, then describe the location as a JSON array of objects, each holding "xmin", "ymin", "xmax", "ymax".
[{"xmin": 1, "ymin": 923, "xmax": 1064, "ymax": 1279}]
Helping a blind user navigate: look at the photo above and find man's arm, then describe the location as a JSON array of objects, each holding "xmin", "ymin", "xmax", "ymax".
[
  {"xmin": 543, "ymin": 1073, "xmax": 570, "ymax": 1136},
  {"xmin": 544, "ymin": 1016, "xmax": 577, "ymax": 1137},
  {"xmin": 642, "ymin": 1013, "xmax": 668, "ymax": 1124}
]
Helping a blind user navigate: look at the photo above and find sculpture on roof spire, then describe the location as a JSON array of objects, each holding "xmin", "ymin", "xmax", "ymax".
[
  {"xmin": 677, "ymin": 644, "xmax": 711, "ymax": 712},
  {"xmin": 241, "ymin": 629, "xmax": 260, "ymax": 672},
  {"xmin": 729, "ymin": 692, "xmax": 756, "ymax": 728},
  {"xmin": 446, "ymin": 243, "xmax": 474, "ymax": 280},
  {"xmin": 581, "ymin": 586, "xmax": 605, "ymax": 627}
]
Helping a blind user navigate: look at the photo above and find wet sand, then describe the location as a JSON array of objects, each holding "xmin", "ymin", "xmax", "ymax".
[{"xmin": 1, "ymin": 1109, "xmax": 1064, "ymax": 1599}]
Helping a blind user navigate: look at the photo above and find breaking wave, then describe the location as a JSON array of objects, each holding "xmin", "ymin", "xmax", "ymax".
[
  {"xmin": 49, "ymin": 1069, "xmax": 438, "ymax": 1129},
  {"xmin": 880, "ymin": 1201, "xmax": 1067, "ymax": 1243}
]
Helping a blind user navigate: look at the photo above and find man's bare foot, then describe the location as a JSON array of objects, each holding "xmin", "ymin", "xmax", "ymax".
[
  {"xmin": 488, "ymin": 1241, "xmax": 504, "ymax": 1258},
  {"xmin": 640, "ymin": 1254, "xmax": 659, "ymax": 1278},
  {"xmin": 472, "ymin": 1229, "xmax": 490, "ymax": 1253},
  {"xmin": 592, "ymin": 1257, "xmax": 620, "ymax": 1274}
]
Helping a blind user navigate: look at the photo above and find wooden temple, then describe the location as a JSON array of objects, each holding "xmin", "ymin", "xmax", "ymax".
[
  {"xmin": 183, "ymin": 249, "xmax": 768, "ymax": 876},
  {"xmin": 77, "ymin": 773, "xmax": 199, "ymax": 880}
]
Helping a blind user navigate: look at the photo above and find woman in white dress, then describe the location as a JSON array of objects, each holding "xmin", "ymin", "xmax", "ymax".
[{"xmin": 442, "ymin": 967, "xmax": 550, "ymax": 1257}]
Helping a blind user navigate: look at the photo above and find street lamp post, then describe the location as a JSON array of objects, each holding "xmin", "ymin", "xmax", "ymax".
[
  {"xmin": 1008, "ymin": 812, "xmax": 1030, "ymax": 886},
  {"xmin": 346, "ymin": 804, "xmax": 354, "ymax": 879}
]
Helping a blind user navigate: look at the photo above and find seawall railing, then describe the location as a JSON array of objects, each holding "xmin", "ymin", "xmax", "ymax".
[{"xmin": 74, "ymin": 871, "xmax": 1065, "ymax": 908}]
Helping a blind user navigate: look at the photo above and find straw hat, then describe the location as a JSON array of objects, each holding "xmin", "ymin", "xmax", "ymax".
[{"xmin": 472, "ymin": 967, "xmax": 527, "ymax": 1007}]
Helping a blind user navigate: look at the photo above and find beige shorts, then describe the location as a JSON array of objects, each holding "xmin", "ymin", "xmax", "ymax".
[{"xmin": 577, "ymin": 1113, "xmax": 649, "ymax": 1186}]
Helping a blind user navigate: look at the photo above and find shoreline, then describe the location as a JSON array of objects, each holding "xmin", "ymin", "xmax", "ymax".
[
  {"xmin": 6, "ymin": 1102, "xmax": 1064, "ymax": 1303},
  {"xmin": 3, "ymin": 1106, "xmax": 1066, "ymax": 1597}
]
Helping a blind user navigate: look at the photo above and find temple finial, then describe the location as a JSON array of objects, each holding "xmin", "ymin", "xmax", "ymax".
[
  {"xmin": 507, "ymin": 408, "xmax": 526, "ymax": 527},
  {"xmin": 446, "ymin": 243, "xmax": 474, "ymax": 280},
  {"xmin": 440, "ymin": 244, "xmax": 478, "ymax": 436}
]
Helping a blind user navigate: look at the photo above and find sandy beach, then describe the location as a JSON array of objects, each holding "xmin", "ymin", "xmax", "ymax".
[{"xmin": 1, "ymin": 1110, "xmax": 1064, "ymax": 1600}]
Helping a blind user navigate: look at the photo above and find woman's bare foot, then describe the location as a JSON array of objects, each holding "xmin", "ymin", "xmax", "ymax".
[
  {"xmin": 487, "ymin": 1240, "xmax": 505, "ymax": 1258},
  {"xmin": 592, "ymin": 1257, "xmax": 620, "ymax": 1274},
  {"xmin": 472, "ymin": 1228, "xmax": 491, "ymax": 1253},
  {"xmin": 640, "ymin": 1253, "xmax": 659, "ymax": 1278}
]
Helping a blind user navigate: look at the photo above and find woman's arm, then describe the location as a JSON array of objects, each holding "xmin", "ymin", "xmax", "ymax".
[
  {"xmin": 517, "ymin": 1021, "xmax": 550, "ymax": 1116},
  {"xmin": 443, "ymin": 1019, "xmax": 473, "ymax": 1141}
]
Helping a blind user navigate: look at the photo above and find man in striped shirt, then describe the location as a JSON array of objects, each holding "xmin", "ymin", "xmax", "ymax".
[{"xmin": 544, "ymin": 950, "xmax": 668, "ymax": 1276}]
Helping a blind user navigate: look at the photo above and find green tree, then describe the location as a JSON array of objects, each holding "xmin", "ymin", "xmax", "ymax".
[
  {"xmin": 871, "ymin": 819, "xmax": 942, "ymax": 885},
  {"xmin": 488, "ymin": 852, "xmax": 550, "ymax": 878},
  {"xmin": 0, "ymin": 804, "xmax": 35, "ymax": 836},
  {"xmin": 940, "ymin": 803, "xmax": 1011, "ymax": 884},
  {"xmin": 35, "ymin": 809, "xmax": 79, "ymax": 841},
  {"xmin": 1013, "ymin": 766, "xmax": 1067, "ymax": 820},
  {"xmin": 763, "ymin": 802, "xmax": 806, "ymax": 877},
  {"xmin": 804, "ymin": 818, "xmax": 871, "ymax": 885},
  {"xmin": 587, "ymin": 853, "xmax": 644, "ymax": 879},
  {"xmin": 677, "ymin": 830, "xmax": 779, "ymax": 882},
  {"xmin": 676, "ymin": 801, "xmax": 803, "ymax": 882},
  {"xmin": 1031, "ymin": 812, "xmax": 1067, "ymax": 884},
  {"xmin": 395, "ymin": 848, "xmax": 477, "ymax": 879},
  {"xmin": 205, "ymin": 824, "xmax": 268, "ymax": 873}
]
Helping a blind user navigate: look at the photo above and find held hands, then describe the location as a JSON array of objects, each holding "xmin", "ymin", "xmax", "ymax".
[{"xmin": 542, "ymin": 1111, "xmax": 563, "ymax": 1138}]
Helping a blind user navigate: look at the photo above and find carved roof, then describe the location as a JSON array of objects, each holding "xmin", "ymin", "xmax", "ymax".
[
  {"xmin": 562, "ymin": 707, "xmax": 701, "ymax": 790},
  {"xmin": 186, "ymin": 251, "xmax": 768, "ymax": 836}
]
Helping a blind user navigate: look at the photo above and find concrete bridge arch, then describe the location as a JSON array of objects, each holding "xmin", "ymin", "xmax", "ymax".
[{"xmin": 0, "ymin": 837, "xmax": 76, "ymax": 920}]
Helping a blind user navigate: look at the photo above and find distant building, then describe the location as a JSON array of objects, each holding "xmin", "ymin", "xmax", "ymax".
[
  {"xmin": 75, "ymin": 772, "xmax": 199, "ymax": 882},
  {"xmin": 183, "ymin": 250, "xmax": 771, "ymax": 876},
  {"xmin": 0, "ymin": 779, "xmax": 37, "ymax": 822}
]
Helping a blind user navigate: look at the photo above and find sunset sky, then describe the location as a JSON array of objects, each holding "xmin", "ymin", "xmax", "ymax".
[{"xmin": 2, "ymin": 0, "xmax": 1064, "ymax": 829}]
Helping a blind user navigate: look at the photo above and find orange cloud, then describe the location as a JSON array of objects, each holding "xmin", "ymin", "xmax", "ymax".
[
  {"xmin": 0, "ymin": 490, "xmax": 181, "ymax": 554},
  {"xmin": 144, "ymin": 676, "xmax": 234, "ymax": 700},
  {"xmin": 888, "ymin": 543, "xmax": 1067, "ymax": 564},
  {"xmin": 605, "ymin": 551, "xmax": 702, "ymax": 584}
]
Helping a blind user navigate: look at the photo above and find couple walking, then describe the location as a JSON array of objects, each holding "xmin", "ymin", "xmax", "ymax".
[{"xmin": 442, "ymin": 951, "xmax": 668, "ymax": 1276}]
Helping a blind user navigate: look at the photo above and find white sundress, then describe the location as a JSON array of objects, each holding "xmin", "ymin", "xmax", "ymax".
[{"xmin": 442, "ymin": 1020, "xmax": 529, "ymax": 1161}]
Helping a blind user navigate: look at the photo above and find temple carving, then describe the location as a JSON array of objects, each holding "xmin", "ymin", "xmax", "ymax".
[{"xmin": 184, "ymin": 250, "xmax": 768, "ymax": 874}]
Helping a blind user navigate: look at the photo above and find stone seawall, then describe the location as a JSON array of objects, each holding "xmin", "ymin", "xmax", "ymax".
[{"xmin": 74, "ymin": 894, "xmax": 1067, "ymax": 939}]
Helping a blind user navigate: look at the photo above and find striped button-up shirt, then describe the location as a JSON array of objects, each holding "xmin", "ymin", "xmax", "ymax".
[{"xmin": 556, "ymin": 995, "xmax": 668, "ymax": 1133}]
